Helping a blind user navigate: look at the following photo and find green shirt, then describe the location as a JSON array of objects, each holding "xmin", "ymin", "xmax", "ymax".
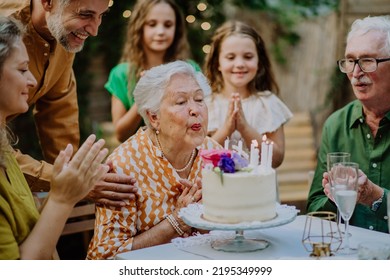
[
  {"xmin": 0, "ymin": 149, "xmax": 40, "ymax": 259},
  {"xmin": 105, "ymin": 60, "xmax": 202, "ymax": 110},
  {"xmin": 307, "ymin": 100, "xmax": 390, "ymax": 233}
]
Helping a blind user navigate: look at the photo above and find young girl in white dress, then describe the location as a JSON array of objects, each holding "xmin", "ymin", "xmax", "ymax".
[{"xmin": 203, "ymin": 20, "xmax": 292, "ymax": 168}]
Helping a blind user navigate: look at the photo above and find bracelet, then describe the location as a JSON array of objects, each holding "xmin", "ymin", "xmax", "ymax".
[{"xmin": 166, "ymin": 214, "xmax": 185, "ymax": 236}]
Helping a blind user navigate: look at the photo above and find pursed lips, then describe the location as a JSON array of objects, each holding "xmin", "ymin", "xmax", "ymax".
[{"xmin": 191, "ymin": 123, "xmax": 202, "ymax": 131}]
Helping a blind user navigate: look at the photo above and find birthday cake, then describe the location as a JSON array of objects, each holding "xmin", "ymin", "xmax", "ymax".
[{"xmin": 200, "ymin": 143, "xmax": 277, "ymax": 224}]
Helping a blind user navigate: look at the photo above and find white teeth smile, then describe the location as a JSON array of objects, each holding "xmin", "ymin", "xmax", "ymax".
[{"xmin": 73, "ymin": 32, "xmax": 88, "ymax": 40}]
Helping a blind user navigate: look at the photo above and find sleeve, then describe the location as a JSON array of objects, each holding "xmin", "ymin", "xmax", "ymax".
[
  {"xmin": 104, "ymin": 63, "xmax": 131, "ymax": 110},
  {"xmin": 14, "ymin": 149, "xmax": 52, "ymax": 192},
  {"xmin": 306, "ymin": 121, "xmax": 337, "ymax": 213},
  {"xmin": 33, "ymin": 67, "xmax": 79, "ymax": 164},
  {"xmin": 187, "ymin": 59, "xmax": 202, "ymax": 72},
  {"xmin": 87, "ymin": 204, "xmax": 137, "ymax": 259},
  {"xmin": 254, "ymin": 93, "xmax": 293, "ymax": 135}
]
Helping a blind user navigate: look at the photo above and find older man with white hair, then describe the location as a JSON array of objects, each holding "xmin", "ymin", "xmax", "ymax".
[{"xmin": 307, "ymin": 15, "xmax": 390, "ymax": 233}]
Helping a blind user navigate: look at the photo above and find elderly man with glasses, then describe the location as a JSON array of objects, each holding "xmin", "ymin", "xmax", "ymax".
[{"xmin": 307, "ymin": 15, "xmax": 390, "ymax": 233}]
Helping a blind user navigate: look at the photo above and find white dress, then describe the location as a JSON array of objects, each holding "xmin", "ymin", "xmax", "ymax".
[{"xmin": 205, "ymin": 90, "xmax": 293, "ymax": 148}]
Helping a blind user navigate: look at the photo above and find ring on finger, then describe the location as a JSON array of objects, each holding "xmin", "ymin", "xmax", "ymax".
[{"xmin": 191, "ymin": 196, "xmax": 196, "ymax": 202}]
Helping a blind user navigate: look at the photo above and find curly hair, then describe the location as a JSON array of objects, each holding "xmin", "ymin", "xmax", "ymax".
[{"xmin": 203, "ymin": 20, "xmax": 279, "ymax": 96}]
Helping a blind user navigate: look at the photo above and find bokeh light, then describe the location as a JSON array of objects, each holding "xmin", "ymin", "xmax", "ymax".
[
  {"xmin": 197, "ymin": 3, "xmax": 207, "ymax": 11},
  {"xmin": 202, "ymin": 44, "xmax": 211, "ymax": 54},
  {"xmin": 186, "ymin": 15, "xmax": 196, "ymax": 23},
  {"xmin": 200, "ymin": 22, "xmax": 211, "ymax": 31},
  {"xmin": 123, "ymin": 10, "xmax": 132, "ymax": 18}
]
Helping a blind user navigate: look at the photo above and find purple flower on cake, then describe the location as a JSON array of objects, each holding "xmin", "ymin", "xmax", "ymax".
[
  {"xmin": 218, "ymin": 154, "xmax": 235, "ymax": 173},
  {"xmin": 200, "ymin": 149, "xmax": 249, "ymax": 173}
]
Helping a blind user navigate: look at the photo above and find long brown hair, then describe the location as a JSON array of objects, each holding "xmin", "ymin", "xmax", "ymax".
[
  {"xmin": 120, "ymin": 0, "xmax": 190, "ymax": 79},
  {"xmin": 204, "ymin": 20, "xmax": 279, "ymax": 95}
]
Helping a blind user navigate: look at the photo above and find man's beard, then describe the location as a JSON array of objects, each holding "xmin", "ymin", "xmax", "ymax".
[{"xmin": 46, "ymin": 13, "xmax": 84, "ymax": 53}]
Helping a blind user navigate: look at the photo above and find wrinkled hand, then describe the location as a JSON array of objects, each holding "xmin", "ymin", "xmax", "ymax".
[
  {"xmin": 176, "ymin": 178, "xmax": 202, "ymax": 209},
  {"xmin": 356, "ymin": 169, "xmax": 377, "ymax": 206},
  {"xmin": 322, "ymin": 171, "xmax": 334, "ymax": 202},
  {"xmin": 87, "ymin": 161, "xmax": 138, "ymax": 207},
  {"xmin": 50, "ymin": 134, "xmax": 109, "ymax": 206}
]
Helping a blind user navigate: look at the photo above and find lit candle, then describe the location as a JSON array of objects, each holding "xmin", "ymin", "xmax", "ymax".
[
  {"xmin": 250, "ymin": 140, "xmax": 259, "ymax": 167},
  {"xmin": 224, "ymin": 137, "xmax": 229, "ymax": 150},
  {"xmin": 260, "ymin": 135, "xmax": 267, "ymax": 168},
  {"xmin": 237, "ymin": 140, "xmax": 243, "ymax": 155}
]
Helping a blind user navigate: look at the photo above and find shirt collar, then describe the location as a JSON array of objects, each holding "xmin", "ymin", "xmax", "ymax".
[
  {"xmin": 349, "ymin": 101, "xmax": 364, "ymax": 128},
  {"xmin": 349, "ymin": 100, "xmax": 390, "ymax": 128}
]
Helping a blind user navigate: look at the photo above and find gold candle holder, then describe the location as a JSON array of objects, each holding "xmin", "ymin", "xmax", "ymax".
[{"xmin": 302, "ymin": 211, "xmax": 342, "ymax": 257}]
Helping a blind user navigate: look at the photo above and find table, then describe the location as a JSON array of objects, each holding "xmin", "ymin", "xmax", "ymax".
[{"xmin": 115, "ymin": 215, "xmax": 390, "ymax": 260}]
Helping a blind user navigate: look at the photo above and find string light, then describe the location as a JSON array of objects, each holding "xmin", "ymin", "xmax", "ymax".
[
  {"xmin": 200, "ymin": 22, "xmax": 211, "ymax": 30},
  {"xmin": 186, "ymin": 15, "xmax": 196, "ymax": 23},
  {"xmin": 123, "ymin": 10, "xmax": 131, "ymax": 18},
  {"xmin": 197, "ymin": 2, "xmax": 207, "ymax": 11},
  {"xmin": 202, "ymin": 44, "xmax": 211, "ymax": 54}
]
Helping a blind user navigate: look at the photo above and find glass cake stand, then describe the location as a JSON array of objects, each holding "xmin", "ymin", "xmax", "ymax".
[{"xmin": 179, "ymin": 203, "xmax": 298, "ymax": 253}]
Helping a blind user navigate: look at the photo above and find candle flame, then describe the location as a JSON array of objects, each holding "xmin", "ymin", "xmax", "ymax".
[
  {"xmin": 262, "ymin": 134, "xmax": 267, "ymax": 141},
  {"xmin": 252, "ymin": 139, "xmax": 258, "ymax": 147}
]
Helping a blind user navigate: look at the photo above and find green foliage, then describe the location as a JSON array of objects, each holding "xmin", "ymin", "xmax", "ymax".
[{"xmin": 232, "ymin": 0, "xmax": 339, "ymax": 64}]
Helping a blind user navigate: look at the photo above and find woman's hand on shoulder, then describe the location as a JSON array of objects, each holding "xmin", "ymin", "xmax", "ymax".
[
  {"xmin": 49, "ymin": 134, "xmax": 109, "ymax": 206},
  {"xmin": 86, "ymin": 161, "xmax": 138, "ymax": 208}
]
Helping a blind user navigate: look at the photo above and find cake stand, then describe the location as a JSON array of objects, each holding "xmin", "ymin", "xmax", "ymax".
[{"xmin": 179, "ymin": 203, "xmax": 298, "ymax": 253}]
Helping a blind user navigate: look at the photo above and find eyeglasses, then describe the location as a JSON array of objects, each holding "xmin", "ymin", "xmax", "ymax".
[{"xmin": 337, "ymin": 57, "xmax": 390, "ymax": 73}]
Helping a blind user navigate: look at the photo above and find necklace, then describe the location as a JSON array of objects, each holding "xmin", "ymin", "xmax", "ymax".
[{"xmin": 155, "ymin": 132, "xmax": 196, "ymax": 172}]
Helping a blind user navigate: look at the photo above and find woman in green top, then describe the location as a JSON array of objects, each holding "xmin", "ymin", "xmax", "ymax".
[
  {"xmin": 0, "ymin": 16, "xmax": 109, "ymax": 259},
  {"xmin": 106, "ymin": 0, "xmax": 200, "ymax": 142}
]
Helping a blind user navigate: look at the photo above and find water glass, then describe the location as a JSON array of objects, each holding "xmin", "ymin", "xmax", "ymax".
[{"xmin": 326, "ymin": 152, "xmax": 351, "ymax": 234}]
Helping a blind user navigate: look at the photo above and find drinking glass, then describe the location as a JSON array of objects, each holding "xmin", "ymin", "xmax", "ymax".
[
  {"xmin": 326, "ymin": 152, "xmax": 350, "ymax": 235},
  {"xmin": 329, "ymin": 162, "xmax": 359, "ymax": 254}
]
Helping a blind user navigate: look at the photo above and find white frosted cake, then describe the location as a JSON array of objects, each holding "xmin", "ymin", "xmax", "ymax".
[{"xmin": 202, "ymin": 168, "xmax": 276, "ymax": 224}]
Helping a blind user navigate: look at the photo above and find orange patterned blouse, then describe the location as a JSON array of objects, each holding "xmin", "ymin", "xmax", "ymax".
[{"xmin": 87, "ymin": 128, "xmax": 220, "ymax": 259}]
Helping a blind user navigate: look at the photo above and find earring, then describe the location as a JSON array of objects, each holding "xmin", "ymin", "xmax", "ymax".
[{"xmin": 155, "ymin": 129, "xmax": 160, "ymax": 135}]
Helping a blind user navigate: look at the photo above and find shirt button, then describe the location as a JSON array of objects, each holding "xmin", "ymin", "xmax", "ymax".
[
  {"xmin": 44, "ymin": 43, "xmax": 49, "ymax": 48},
  {"xmin": 385, "ymin": 216, "xmax": 389, "ymax": 220},
  {"xmin": 359, "ymin": 118, "xmax": 364, "ymax": 123},
  {"xmin": 369, "ymin": 225, "xmax": 374, "ymax": 230},
  {"xmin": 44, "ymin": 53, "xmax": 48, "ymax": 56},
  {"xmin": 366, "ymin": 134, "xmax": 371, "ymax": 139},
  {"xmin": 372, "ymin": 163, "xmax": 377, "ymax": 168}
]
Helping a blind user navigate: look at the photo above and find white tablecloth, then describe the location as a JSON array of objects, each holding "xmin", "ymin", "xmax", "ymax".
[{"xmin": 115, "ymin": 215, "xmax": 390, "ymax": 260}]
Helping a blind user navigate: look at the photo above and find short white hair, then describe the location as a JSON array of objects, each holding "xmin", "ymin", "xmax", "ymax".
[
  {"xmin": 347, "ymin": 15, "xmax": 390, "ymax": 55},
  {"xmin": 134, "ymin": 60, "xmax": 211, "ymax": 128}
]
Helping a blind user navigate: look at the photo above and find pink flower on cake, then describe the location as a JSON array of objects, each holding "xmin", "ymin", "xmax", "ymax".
[{"xmin": 200, "ymin": 149, "xmax": 249, "ymax": 173}]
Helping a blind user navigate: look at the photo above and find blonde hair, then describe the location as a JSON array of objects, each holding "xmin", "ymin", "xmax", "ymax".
[{"xmin": 204, "ymin": 20, "xmax": 279, "ymax": 95}]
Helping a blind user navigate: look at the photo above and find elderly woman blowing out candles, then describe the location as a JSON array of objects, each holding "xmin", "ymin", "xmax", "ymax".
[{"xmin": 87, "ymin": 61, "xmax": 221, "ymax": 259}]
